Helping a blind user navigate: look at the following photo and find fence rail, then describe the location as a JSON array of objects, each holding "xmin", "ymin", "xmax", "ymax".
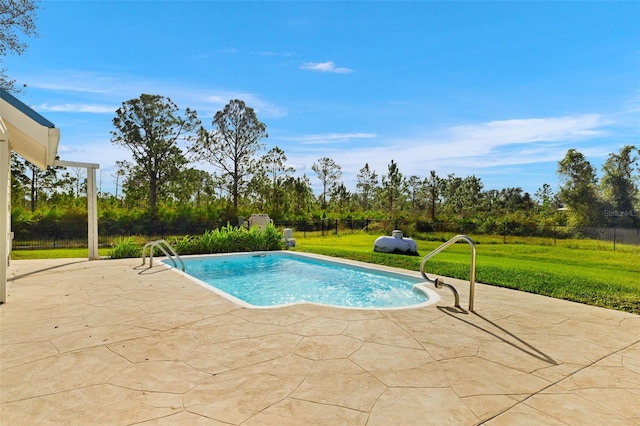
[{"xmin": 10, "ymin": 218, "xmax": 640, "ymax": 250}]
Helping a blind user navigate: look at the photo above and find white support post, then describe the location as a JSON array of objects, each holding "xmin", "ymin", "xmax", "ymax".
[
  {"xmin": 54, "ymin": 160, "xmax": 100, "ymax": 261},
  {"xmin": 87, "ymin": 166, "xmax": 98, "ymax": 260},
  {"xmin": 0, "ymin": 137, "xmax": 10, "ymax": 303}
]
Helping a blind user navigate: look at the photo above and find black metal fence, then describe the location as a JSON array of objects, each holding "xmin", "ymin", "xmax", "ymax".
[{"xmin": 11, "ymin": 217, "xmax": 640, "ymax": 250}]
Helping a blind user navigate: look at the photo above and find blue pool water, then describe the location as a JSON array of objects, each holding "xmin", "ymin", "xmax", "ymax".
[{"xmin": 168, "ymin": 252, "xmax": 440, "ymax": 309}]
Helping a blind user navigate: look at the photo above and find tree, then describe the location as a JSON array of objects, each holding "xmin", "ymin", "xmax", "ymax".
[
  {"xmin": 111, "ymin": 94, "xmax": 200, "ymax": 220},
  {"xmin": 10, "ymin": 152, "xmax": 26, "ymax": 206},
  {"xmin": 195, "ymin": 99, "xmax": 267, "ymax": 213},
  {"xmin": 355, "ymin": 163, "xmax": 378, "ymax": 211},
  {"xmin": 330, "ymin": 182, "xmax": 350, "ymax": 215},
  {"xmin": 457, "ymin": 175, "xmax": 483, "ymax": 216},
  {"xmin": 406, "ymin": 175, "xmax": 425, "ymax": 213},
  {"xmin": 534, "ymin": 183, "xmax": 555, "ymax": 210},
  {"xmin": 11, "ymin": 153, "xmax": 63, "ymax": 211},
  {"xmin": 498, "ymin": 187, "xmax": 527, "ymax": 213},
  {"xmin": 381, "ymin": 160, "xmax": 406, "ymax": 218},
  {"xmin": 58, "ymin": 167, "xmax": 86, "ymax": 198},
  {"xmin": 312, "ymin": 157, "xmax": 342, "ymax": 209},
  {"xmin": 534, "ymin": 183, "xmax": 560, "ymax": 223},
  {"xmin": 112, "ymin": 160, "xmax": 128, "ymax": 201},
  {"xmin": 260, "ymin": 146, "xmax": 294, "ymax": 215},
  {"xmin": 165, "ymin": 168, "xmax": 215, "ymax": 207},
  {"xmin": 557, "ymin": 149, "xmax": 602, "ymax": 226},
  {"xmin": 291, "ymin": 175, "xmax": 314, "ymax": 216},
  {"xmin": 601, "ymin": 145, "xmax": 639, "ymax": 226},
  {"xmin": 424, "ymin": 170, "xmax": 442, "ymax": 220},
  {"xmin": 1, "ymin": 0, "xmax": 39, "ymax": 92},
  {"xmin": 441, "ymin": 174, "xmax": 463, "ymax": 214}
]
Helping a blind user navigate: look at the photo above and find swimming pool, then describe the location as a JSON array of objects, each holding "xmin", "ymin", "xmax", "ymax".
[{"xmin": 166, "ymin": 251, "xmax": 441, "ymax": 310}]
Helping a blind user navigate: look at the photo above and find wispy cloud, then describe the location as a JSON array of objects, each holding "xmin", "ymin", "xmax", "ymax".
[
  {"xmin": 282, "ymin": 132, "xmax": 376, "ymax": 145},
  {"xmin": 38, "ymin": 103, "xmax": 117, "ymax": 114},
  {"xmin": 448, "ymin": 115, "xmax": 608, "ymax": 148},
  {"xmin": 278, "ymin": 114, "xmax": 614, "ymax": 189},
  {"xmin": 259, "ymin": 50, "xmax": 295, "ymax": 57},
  {"xmin": 300, "ymin": 61, "xmax": 353, "ymax": 73},
  {"xmin": 21, "ymin": 70, "xmax": 287, "ymax": 119}
]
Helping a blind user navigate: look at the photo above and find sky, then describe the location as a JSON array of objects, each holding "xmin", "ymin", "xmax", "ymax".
[{"xmin": 4, "ymin": 1, "xmax": 639, "ymax": 197}]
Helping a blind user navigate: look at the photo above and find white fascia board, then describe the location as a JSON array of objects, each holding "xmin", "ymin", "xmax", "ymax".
[{"xmin": 0, "ymin": 90, "xmax": 59, "ymax": 170}]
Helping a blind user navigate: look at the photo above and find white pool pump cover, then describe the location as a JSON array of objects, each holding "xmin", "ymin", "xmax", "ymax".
[{"xmin": 283, "ymin": 228, "xmax": 296, "ymax": 247}]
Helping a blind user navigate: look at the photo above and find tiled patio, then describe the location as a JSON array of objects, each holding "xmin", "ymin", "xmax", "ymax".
[{"xmin": 1, "ymin": 256, "xmax": 639, "ymax": 425}]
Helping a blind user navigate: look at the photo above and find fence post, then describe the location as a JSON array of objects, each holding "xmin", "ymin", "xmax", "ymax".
[
  {"xmin": 503, "ymin": 223, "xmax": 507, "ymax": 244},
  {"xmin": 335, "ymin": 219, "xmax": 338, "ymax": 235}
]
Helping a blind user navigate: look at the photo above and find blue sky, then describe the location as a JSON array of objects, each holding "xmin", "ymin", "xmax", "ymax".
[{"xmin": 5, "ymin": 1, "xmax": 639, "ymax": 196}]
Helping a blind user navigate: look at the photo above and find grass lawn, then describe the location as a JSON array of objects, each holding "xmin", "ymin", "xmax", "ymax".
[
  {"xmin": 291, "ymin": 232, "xmax": 640, "ymax": 315},
  {"xmin": 11, "ymin": 248, "xmax": 112, "ymax": 260}
]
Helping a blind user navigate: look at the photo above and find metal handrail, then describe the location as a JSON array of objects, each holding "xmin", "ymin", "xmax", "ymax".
[
  {"xmin": 141, "ymin": 239, "xmax": 185, "ymax": 271},
  {"xmin": 419, "ymin": 234, "xmax": 477, "ymax": 311}
]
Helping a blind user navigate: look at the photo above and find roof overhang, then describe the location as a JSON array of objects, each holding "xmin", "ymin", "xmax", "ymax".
[{"xmin": 0, "ymin": 88, "xmax": 60, "ymax": 170}]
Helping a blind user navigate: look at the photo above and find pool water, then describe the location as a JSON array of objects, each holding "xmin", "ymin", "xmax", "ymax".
[{"xmin": 169, "ymin": 252, "xmax": 440, "ymax": 309}]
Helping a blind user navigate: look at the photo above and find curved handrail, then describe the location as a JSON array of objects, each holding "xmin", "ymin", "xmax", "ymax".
[
  {"xmin": 419, "ymin": 234, "xmax": 477, "ymax": 311},
  {"xmin": 141, "ymin": 239, "xmax": 185, "ymax": 271}
]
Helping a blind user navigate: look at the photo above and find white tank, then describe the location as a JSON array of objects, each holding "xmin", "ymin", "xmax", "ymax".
[{"xmin": 374, "ymin": 231, "xmax": 417, "ymax": 254}]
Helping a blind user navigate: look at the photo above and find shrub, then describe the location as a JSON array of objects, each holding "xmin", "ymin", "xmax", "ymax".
[
  {"xmin": 171, "ymin": 223, "xmax": 285, "ymax": 255},
  {"xmin": 108, "ymin": 237, "xmax": 141, "ymax": 259}
]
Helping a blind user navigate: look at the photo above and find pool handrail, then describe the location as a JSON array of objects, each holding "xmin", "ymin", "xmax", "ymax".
[
  {"xmin": 419, "ymin": 234, "xmax": 477, "ymax": 312},
  {"xmin": 142, "ymin": 239, "xmax": 185, "ymax": 271}
]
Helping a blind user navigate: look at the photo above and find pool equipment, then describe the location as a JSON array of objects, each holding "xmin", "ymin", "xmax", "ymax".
[
  {"xmin": 248, "ymin": 214, "xmax": 272, "ymax": 229},
  {"xmin": 283, "ymin": 228, "xmax": 296, "ymax": 247}
]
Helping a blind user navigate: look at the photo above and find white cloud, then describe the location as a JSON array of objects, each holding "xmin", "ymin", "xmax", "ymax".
[
  {"xmin": 38, "ymin": 103, "xmax": 117, "ymax": 114},
  {"xmin": 282, "ymin": 132, "xmax": 376, "ymax": 145},
  {"xmin": 448, "ymin": 115, "xmax": 608, "ymax": 148},
  {"xmin": 278, "ymin": 114, "xmax": 614, "ymax": 192},
  {"xmin": 381, "ymin": 114, "xmax": 611, "ymax": 163},
  {"xmin": 300, "ymin": 61, "xmax": 353, "ymax": 73},
  {"xmin": 21, "ymin": 70, "xmax": 287, "ymax": 119}
]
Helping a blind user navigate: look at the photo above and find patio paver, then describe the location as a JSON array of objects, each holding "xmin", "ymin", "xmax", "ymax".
[{"xmin": 1, "ymin": 257, "xmax": 639, "ymax": 425}]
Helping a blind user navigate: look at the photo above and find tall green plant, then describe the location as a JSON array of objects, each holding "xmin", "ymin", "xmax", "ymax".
[{"xmin": 108, "ymin": 237, "xmax": 141, "ymax": 259}]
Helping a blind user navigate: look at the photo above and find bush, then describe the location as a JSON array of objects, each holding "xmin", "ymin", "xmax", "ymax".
[
  {"xmin": 108, "ymin": 237, "xmax": 141, "ymax": 259},
  {"xmin": 164, "ymin": 223, "xmax": 285, "ymax": 258}
]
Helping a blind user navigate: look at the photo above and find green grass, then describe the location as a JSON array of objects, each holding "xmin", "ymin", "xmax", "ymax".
[
  {"xmin": 291, "ymin": 232, "xmax": 640, "ymax": 315},
  {"xmin": 11, "ymin": 247, "xmax": 112, "ymax": 260}
]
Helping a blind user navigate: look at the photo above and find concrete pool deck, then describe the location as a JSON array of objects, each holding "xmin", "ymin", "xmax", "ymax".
[{"xmin": 1, "ymin": 257, "xmax": 639, "ymax": 425}]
